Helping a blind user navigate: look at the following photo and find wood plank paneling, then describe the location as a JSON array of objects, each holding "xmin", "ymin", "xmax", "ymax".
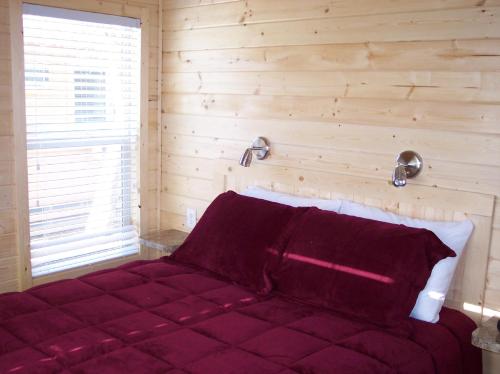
[
  {"xmin": 0, "ymin": 209, "xmax": 15, "ymax": 236},
  {"xmin": 161, "ymin": 2, "xmax": 500, "ymax": 372},
  {"xmin": 163, "ymin": 71, "xmax": 500, "ymax": 104},
  {"xmin": 163, "ymin": 93, "xmax": 500, "ymax": 134},
  {"xmin": 162, "ymin": 132, "xmax": 500, "ymax": 195},
  {"xmin": 163, "ymin": 114, "xmax": 500, "ymax": 168},
  {"xmin": 163, "ymin": 7, "xmax": 500, "ymax": 51},
  {"xmin": 164, "ymin": 0, "xmax": 500, "ymax": 31},
  {"xmin": 0, "ymin": 256, "xmax": 16, "ymax": 288},
  {"xmin": 163, "ymin": 39, "xmax": 500, "ymax": 73}
]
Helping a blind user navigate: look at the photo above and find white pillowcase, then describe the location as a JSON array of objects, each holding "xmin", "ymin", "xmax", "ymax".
[
  {"xmin": 241, "ymin": 186, "xmax": 342, "ymax": 212},
  {"xmin": 339, "ymin": 200, "xmax": 474, "ymax": 323}
]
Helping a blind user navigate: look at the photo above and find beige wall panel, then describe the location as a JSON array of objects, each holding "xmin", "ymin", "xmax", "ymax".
[
  {"xmin": 491, "ymin": 225, "xmax": 500, "ymax": 249},
  {"xmin": 0, "ymin": 63, "xmax": 13, "ymax": 78},
  {"xmin": 0, "ymin": 209, "xmax": 15, "ymax": 236},
  {"xmin": 485, "ymin": 288, "xmax": 500, "ymax": 308},
  {"xmin": 163, "ymin": 132, "xmax": 500, "ymax": 196},
  {"xmin": 488, "ymin": 259, "xmax": 500, "ymax": 282},
  {"xmin": 162, "ymin": 153, "xmax": 214, "ymax": 180},
  {"xmin": 0, "ymin": 233, "xmax": 15, "ymax": 258},
  {"xmin": 0, "ymin": 70, "xmax": 12, "ymax": 89},
  {"xmin": 161, "ymin": 191, "xmax": 209, "ymax": 217},
  {"xmin": 0, "ymin": 161, "xmax": 13, "ymax": 185},
  {"xmin": 0, "ymin": 111, "xmax": 13, "ymax": 138},
  {"xmin": 494, "ymin": 200, "xmax": 500, "ymax": 226},
  {"xmin": 162, "ymin": 114, "xmax": 500, "ymax": 166},
  {"xmin": 0, "ymin": 112, "xmax": 12, "ymax": 134},
  {"xmin": 165, "ymin": 0, "xmax": 500, "ymax": 31},
  {"xmin": 162, "ymin": 173, "xmax": 213, "ymax": 201},
  {"xmin": 0, "ymin": 10, "xmax": 9, "ymax": 26},
  {"xmin": 163, "ymin": 93, "xmax": 500, "ymax": 134},
  {"xmin": 164, "ymin": 0, "xmax": 238, "ymax": 10},
  {"xmin": 163, "ymin": 7, "xmax": 500, "ymax": 51},
  {"xmin": 163, "ymin": 71, "xmax": 500, "ymax": 104},
  {"xmin": 486, "ymin": 283, "xmax": 500, "ymax": 314},
  {"xmin": 0, "ymin": 31, "xmax": 10, "ymax": 52},
  {"xmin": 163, "ymin": 39, "xmax": 500, "ymax": 73},
  {"xmin": 159, "ymin": 210, "xmax": 185, "ymax": 231},
  {"xmin": 0, "ymin": 178, "xmax": 13, "ymax": 210},
  {"xmin": 0, "ymin": 91, "xmax": 12, "ymax": 111},
  {"xmin": 0, "ymin": 256, "xmax": 17, "ymax": 284},
  {"xmin": 0, "ymin": 280, "xmax": 17, "ymax": 293}
]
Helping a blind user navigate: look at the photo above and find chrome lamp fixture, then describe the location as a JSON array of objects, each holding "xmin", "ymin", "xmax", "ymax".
[
  {"xmin": 239, "ymin": 137, "xmax": 271, "ymax": 167},
  {"xmin": 392, "ymin": 151, "xmax": 423, "ymax": 187}
]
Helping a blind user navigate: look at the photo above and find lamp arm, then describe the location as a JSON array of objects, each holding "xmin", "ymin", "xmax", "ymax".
[
  {"xmin": 249, "ymin": 146, "xmax": 270, "ymax": 151},
  {"xmin": 392, "ymin": 164, "xmax": 407, "ymax": 187}
]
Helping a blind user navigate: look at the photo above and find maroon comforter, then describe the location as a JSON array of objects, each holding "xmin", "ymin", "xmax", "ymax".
[{"xmin": 0, "ymin": 258, "xmax": 481, "ymax": 373}]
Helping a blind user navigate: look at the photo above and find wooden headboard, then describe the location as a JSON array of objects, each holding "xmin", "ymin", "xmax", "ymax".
[{"xmin": 213, "ymin": 159, "xmax": 495, "ymax": 322}]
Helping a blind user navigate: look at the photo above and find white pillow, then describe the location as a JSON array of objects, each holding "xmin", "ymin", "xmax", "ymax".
[
  {"xmin": 241, "ymin": 186, "xmax": 342, "ymax": 212},
  {"xmin": 339, "ymin": 200, "xmax": 474, "ymax": 323}
]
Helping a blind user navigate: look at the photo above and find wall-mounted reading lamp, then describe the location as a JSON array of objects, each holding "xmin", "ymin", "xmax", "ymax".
[
  {"xmin": 239, "ymin": 137, "xmax": 271, "ymax": 167},
  {"xmin": 392, "ymin": 151, "xmax": 423, "ymax": 187}
]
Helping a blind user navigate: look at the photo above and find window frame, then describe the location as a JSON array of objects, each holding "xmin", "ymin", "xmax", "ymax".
[{"xmin": 11, "ymin": 0, "xmax": 151, "ymax": 288}]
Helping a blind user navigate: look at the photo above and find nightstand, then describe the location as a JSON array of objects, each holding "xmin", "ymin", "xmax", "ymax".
[
  {"xmin": 472, "ymin": 317, "xmax": 500, "ymax": 354},
  {"xmin": 140, "ymin": 229, "xmax": 189, "ymax": 259}
]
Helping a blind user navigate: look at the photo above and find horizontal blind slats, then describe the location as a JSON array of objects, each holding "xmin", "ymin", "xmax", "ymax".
[
  {"xmin": 29, "ymin": 185, "xmax": 138, "ymax": 208},
  {"xmin": 30, "ymin": 200, "xmax": 139, "ymax": 221},
  {"xmin": 27, "ymin": 148, "xmax": 135, "ymax": 159},
  {"xmin": 32, "ymin": 245, "xmax": 139, "ymax": 277},
  {"xmin": 30, "ymin": 225, "xmax": 137, "ymax": 252},
  {"xmin": 31, "ymin": 222, "xmax": 137, "ymax": 244},
  {"xmin": 29, "ymin": 180, "xmax": 138, "ymax": 198},
  {"xmin": 29, "ymin": 168, "xmax": 137, "ymax": 180},
  {"xmin": 27, "ymin": 139, "xmax": 137, "ymax": 150},
  {"xmin": 30, "ymin": 212, "xmax": 135, "ymax": 235},
  {"xmin": 24, "ymin": 9, "xmax": 141, "ymax": 277}
]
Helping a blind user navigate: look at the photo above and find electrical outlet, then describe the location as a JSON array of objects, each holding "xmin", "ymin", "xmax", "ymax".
[{"xmin": 186, "ymin": 208, "xmax": 197, "ymax": 229}]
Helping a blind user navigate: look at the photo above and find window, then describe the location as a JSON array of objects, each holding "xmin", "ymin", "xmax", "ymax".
[{"xmin": 23, "ymin": 4, "xmax": 142, "ymax": 277}]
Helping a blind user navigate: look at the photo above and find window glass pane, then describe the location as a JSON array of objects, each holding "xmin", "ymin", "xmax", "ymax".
[{"xmin": 23, "ymin": 6, "xmax": 141, "ymax": 277}]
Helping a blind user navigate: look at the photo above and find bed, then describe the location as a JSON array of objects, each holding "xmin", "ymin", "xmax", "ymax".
[
  {"xmin": 0, "ymin": 257, "xmax": 481, "ymax": 373},
  {"xmin": 0, "ymin": 161, "xmax": 493, "ymax": 374}
]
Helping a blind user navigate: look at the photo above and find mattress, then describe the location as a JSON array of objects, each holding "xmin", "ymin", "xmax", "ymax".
[{"xmin": 0, "ymin": 257, "xmax": 481, "ymax": 373}]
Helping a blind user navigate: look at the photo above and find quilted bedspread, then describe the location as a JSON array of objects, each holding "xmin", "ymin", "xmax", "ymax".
[{"xmin": 0, "ymin": 258, "xmax": 481, "ymax": 374}]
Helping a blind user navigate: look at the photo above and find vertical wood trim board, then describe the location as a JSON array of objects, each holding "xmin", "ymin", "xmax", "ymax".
[
  {"xmin": 156, "ymin": 0, "xmax": 163, "ymax": 231},
  {"xmin": 139, "ymin": 6, "xmax": 151, "ymax": 237},
  {"xmin": 0, "ymin": 0, "xmax": 20, "ymax": 293},
  {"xmin": 9, "ymin": 0, "xmax": 30, "ymax": 289}
]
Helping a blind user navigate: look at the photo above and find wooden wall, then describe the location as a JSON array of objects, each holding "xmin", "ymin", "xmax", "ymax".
[
  {"xmin": 0, "ymin": 0, "xmax": 161, "ymax": 291},
  {"xmin": 160, "ymin": 1, "xmax": 500, "ymax": 370},
  {"xmin": 0, "ymin": 0, "xmax": 19, "ymax": 293}
]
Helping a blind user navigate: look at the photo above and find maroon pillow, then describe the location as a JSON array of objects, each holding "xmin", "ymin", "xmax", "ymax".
[
  {"xmin": 171, "ymin": 191, "xmax": 306, "ymax": 292},
  {"xmin": 273, "ymin": 208, "xmax": 455, "ymax": 326}
]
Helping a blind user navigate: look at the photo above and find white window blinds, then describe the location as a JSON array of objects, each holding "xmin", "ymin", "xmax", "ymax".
[{"xmin": 23, "ymin": 5, "xmax": 142, "ymax": 277}]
